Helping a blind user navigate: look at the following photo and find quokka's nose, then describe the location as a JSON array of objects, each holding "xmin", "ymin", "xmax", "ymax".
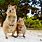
[{"xmin": 9, "ymin": 10, "xmax": 11, "ymax": 12}]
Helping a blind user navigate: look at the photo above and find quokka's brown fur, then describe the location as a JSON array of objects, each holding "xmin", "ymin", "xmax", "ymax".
[
  {"xmin": 17, "ymin": 17, "xmax": 26, "ymax": 38},
  {"xmin": 3, "ymin": 4, "xmax": 17, "ymax": 39}
]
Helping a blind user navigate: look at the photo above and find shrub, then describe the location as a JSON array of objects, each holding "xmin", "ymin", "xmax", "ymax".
[{"xmin": 24, "ymin": 16, "xmax": 42, "ymax": 29}]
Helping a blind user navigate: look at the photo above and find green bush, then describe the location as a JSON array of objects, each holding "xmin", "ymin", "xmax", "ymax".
[{"xmin": 24, "ymin": 17, "xmax": 42, "ymax": 29}]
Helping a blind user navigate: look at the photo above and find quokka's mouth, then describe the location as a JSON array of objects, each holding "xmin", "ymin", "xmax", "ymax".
[{"xmin": 9, "ymin": 24, "xmax": 14, "ymax": 26}]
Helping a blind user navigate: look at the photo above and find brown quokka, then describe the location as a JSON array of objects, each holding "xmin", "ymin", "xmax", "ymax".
[
  {"xmin": 17, "ymin": 17, "xmax": 26, "ymax": 38},
  {"xmin": 3, "ymin": 4, "xmax": 17, "ymax": 39}
]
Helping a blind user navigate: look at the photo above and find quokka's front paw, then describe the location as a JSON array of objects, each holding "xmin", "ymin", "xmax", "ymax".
[
  {"xmin": 6, "ymin": 37, "xmax": 8, "ymax": 39},
  {"xmin": 12, "ymin": 35, "xmax": 18, "ymax": 38},
  {"xmin": 23, "ymin": 35, "xmax": 25, "ymax": 38}
]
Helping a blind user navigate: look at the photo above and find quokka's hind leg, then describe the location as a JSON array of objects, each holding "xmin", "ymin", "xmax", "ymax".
[
  {"xmin": 23, "ymin": 32, "xmax": 25, "ymax": 38},
  {"xmin": 12, "ymin": 31, "xmax": 14, "ymax": 37},
  {"xmin": 12, "ymin": 30, "xmax": 17, "ymax": 38},
  {"xmin": 17, "ymin": 31, "xmax": 19, "ymax": 37},
  {"xmin": 5, "ymin": 33, "xmax": 8, "ymax": 39}
]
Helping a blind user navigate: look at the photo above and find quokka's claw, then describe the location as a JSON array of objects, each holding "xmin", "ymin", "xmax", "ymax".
[
  {"xmin": 14, "ymin": 36, "xmax": 18, "ymax": 38},
  {"xmin": 23, "ymin": 35, "xmax": 25, "ymax": 38},
  {"xmin": 12, "ymin": 35, "xmax": 18, "ymax": 38},
  {"xmin": 6, "ymin": 37, "xmax": 8, "ymax": 39}
]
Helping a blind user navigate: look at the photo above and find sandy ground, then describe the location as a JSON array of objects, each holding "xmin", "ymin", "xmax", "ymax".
[{"xmin": 0, "ymin": 27, "xmax": 42, "ymax": 42}]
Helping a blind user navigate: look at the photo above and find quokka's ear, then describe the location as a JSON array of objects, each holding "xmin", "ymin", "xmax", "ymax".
[
  {"xmin": 22, "ymin": 18, "xmax": 25, "ymax": 21},
  {"xmin": 14, "ymin": 5, "xmax": 17, "ymax": 9},
  {"xmin": 23, "ymin": 18, "xmax": 24, "ymax": 20}
]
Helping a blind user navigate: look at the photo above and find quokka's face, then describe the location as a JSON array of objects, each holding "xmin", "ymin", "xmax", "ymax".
[
  {"xmin": 18, "ymin": 25, "xmax": 24, "ymax": 31},
  {"xmin": 6, "ymin": 5, "xmax": 17, "ymax": 14},
  {"xmin": 8, "ymin": 6, "xmax": 16, "ymax": 13}
]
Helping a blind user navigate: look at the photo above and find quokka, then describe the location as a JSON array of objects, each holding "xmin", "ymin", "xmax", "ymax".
[
  {"xmin": 17, "ymin": 17, "xmax": 26, "ymax": 38},
  {"xmin": 3, "ymin": 4, "xmax": 17, "ymax": 39}
]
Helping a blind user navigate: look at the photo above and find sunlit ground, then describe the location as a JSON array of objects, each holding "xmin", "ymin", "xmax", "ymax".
[{"xmin": 0, "ymin": 27, "xmax": 42, "ymax": 42}]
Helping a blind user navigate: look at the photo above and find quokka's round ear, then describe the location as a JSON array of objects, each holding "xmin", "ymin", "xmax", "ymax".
[
  {"xmin": 23, "ymin": 18, "xmax": 24, "ymax": 20},
  {"xmin": 14, "ymin": 5, "xmax": 17, "ymax": 9},
  {"xmin": 22, "ymin": 18, "xmax": 25, "ymax": 21}
]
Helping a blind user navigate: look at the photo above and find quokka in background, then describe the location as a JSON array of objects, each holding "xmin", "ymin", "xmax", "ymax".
[{"xmin": 17, "ymin": 17, "xmax": 26, "ymax": 38}]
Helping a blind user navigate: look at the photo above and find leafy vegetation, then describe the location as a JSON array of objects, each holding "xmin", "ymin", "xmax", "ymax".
[
  {"xmin": 24, "ymin": 16, "xmax": 42, "ymax": 30},
  {"xmin": 0, "ymin": 0, "xmax": 5, "ymax": 4}
]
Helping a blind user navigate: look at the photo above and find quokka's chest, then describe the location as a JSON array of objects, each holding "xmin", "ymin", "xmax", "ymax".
[{"xmin": 7, "ymin": 25, "xmax": 14, "ymax": 32}]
